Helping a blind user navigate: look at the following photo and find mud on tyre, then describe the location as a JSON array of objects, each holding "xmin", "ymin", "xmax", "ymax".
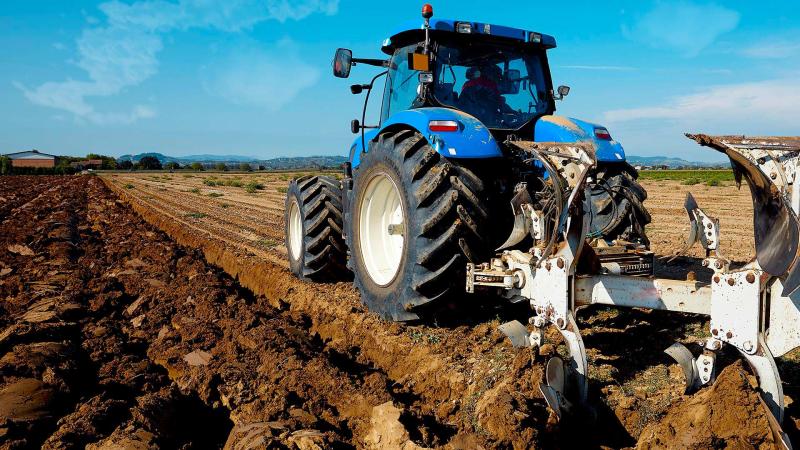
[
  {"xmin": 346, "ymin": 129, "xmax": 495, "ymax": 321},
  {"xmin": 587, "ymin": 163, "xmax": 651, "ymax": 246},
  {"xmin": 285, "ymin": 175, "xmax": 349, "ymax": 281}
]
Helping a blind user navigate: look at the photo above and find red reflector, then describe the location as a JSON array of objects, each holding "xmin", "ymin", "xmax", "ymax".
[
  {"xmin": 429, "ymin": 120, "xmax": 458, "ymax": 132},
  {"xmin": 594, "ymin": 127, "xmax": 612, "ymax": 140},
  {"xmin": 422, "ymin": 4, "xmax": 433, "ymax": 18}
]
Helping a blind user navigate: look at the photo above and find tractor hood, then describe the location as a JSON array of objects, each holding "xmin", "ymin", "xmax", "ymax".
[
  {"xmin": 534, "ymin": 116, "xmax": 626, "ymax": 163},
  {"xmin": 382, "ymin": 18, "xmax": 557, "ymax": 55},
  {"xmin": 350, "ymin": 111, "xmax": 625, "ymax": 168}
]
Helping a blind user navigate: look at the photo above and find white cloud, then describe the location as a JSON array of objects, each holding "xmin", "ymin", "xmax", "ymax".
[
  {"xmin": 98, "ymin": 0, "xmax": 337, "ymax": 31},
  {"xmin": 603, "ymin": 79, "xmax": 800, "ymax": 130},
  {"xmin": 741, "ymin": 39, "xmax": 800, "ymax": 59},
  {"xmin": 202, "ymin": 39, "xmax": 319, "ymax": 111},
  {"xmin": 623, "ymin": 2, "xmax": 739, "ymax": 56},
  {"xmin": 17, "ymin": 0, "xmax": 337, "ymax": 124}
]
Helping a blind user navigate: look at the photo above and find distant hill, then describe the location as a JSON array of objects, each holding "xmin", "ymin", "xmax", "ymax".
[
  {"xmin": 626, "ymin": 155, "xmax": 728, "ymax": 169},
  {"xmin": 115, "ymin": 152, "xmax": 723, "ymax": 170},
  {"xmin": 117, "ymin": 153, "xmax": 347, "ymax": 169},
  {"xmin": 260, "ymin": 156, "xmax": 348, "ymax": 170}
]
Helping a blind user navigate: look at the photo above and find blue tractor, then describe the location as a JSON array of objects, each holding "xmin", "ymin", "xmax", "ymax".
[{"xmin": 285, "ymin": 4, "xmax": 651, "ymax": 321}]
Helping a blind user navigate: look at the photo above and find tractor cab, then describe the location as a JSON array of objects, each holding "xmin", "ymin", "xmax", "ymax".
[
  {"xmin": 380, "ymin": 19, "xmax": 561, "ymax": 131},
  {"xmin": 333, "ymin": 7, "xmax": 568, "ymax": 136}
]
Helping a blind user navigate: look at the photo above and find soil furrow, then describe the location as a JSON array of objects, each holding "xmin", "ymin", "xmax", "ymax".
[{"xmin": 0, "ymin": 172, "xmax": 777, "ymax": 449}]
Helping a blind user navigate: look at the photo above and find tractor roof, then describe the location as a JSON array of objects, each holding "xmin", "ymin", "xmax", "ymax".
[{"xmin": 381, "ymin": 18, "xmax": 557, "ymax": 54}]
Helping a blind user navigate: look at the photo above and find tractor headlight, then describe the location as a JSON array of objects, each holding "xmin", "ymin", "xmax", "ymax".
[
  {"xmin": 456, "ymin": 22, "xmax": 472, "ymax": 33},
  {"xmin": 529, "ymin": 32, "xmax": 542, "ymax": 43}
]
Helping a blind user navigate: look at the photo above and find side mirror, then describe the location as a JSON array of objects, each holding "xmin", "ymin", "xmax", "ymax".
[
  {"xmin": 350, "ymin": 119, "xmax": 361, "ymax": 134},
  {"xmin": 556, "ymin": 85, "xmax": 570, "ymax": 100},
  {"xmin": 333, "ymin": 48, "xmax": 353, "ymax": 78},
  {"xmin": 501, "ymin": 69, "xmax": 521, "ymax": 94}
]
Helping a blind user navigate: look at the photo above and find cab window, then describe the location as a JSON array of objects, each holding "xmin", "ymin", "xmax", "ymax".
[{"xmin": 381, "ymin": 45, "xmax": 423, "ymax": 121}]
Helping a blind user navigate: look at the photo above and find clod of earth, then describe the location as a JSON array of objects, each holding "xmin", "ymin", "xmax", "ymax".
[
  {"xmin": 7, "ymin": 244, "xmax": 34, "ymax": 256},
  {"xmin": 183, "ymin": 350, "xmax": 212, "ymax": 366}
]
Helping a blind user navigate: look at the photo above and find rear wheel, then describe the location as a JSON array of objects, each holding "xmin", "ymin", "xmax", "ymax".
[
  {"xmin": 587, "ymin": 164, "xmax": 651, "ymax": 245},
  {"xmin": 284, "ymin": 175, "xmax": 349, "ymax": 281},
  {"xmin": 347, "ymin": 130, "xmax": 494, "ymax": 321}
]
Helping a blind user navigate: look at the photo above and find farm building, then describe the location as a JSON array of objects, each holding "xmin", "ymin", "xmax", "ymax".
[{"xmin": 4, "ymin": 150, "xmax": 57, "ymax": 168}]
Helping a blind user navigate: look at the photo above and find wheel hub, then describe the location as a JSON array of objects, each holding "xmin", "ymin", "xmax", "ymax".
[
  {"xmin": 358, "ymin": 173, "xmax": 405, "ymax": 286},
  {"xmin": 288, "ymin": 200, "xmax": 302, "ymax": 261}
]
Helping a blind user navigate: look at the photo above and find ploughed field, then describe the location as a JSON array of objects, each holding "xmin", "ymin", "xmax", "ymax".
[{"xmin": 0, "ymin": 173, "xmax": 795, "ymax": 449}]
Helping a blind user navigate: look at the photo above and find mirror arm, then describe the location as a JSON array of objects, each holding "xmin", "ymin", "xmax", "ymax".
[
  {"xmin": 352, "ymin": 58, "xmax": 389, "ymax": 68},
  {"xmin": 360, "ymin": 70, "xmax": 389, "ymax": 153}
]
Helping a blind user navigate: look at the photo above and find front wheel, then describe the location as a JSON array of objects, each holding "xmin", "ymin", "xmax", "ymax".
[{"xmin": 346, "ymin": 130, "xmax": 494, "ymax": 321}]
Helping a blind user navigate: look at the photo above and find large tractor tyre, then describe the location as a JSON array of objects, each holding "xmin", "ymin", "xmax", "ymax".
[
  {"xmin": 346, "ymin": 130, "xmax": 492, "ymax": 321},
  {"xmin": 587, "ymin": 164, "xmax": 651, "ymax": 246},
  {"xmin": 284, "ymin": 175, "xmax": 349, "ymax": 281}
]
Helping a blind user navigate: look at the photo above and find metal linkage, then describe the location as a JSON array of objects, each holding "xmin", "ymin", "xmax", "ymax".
[{"xmin": 469, "ymin": 135, "xmax": 800, "ymax": 432}]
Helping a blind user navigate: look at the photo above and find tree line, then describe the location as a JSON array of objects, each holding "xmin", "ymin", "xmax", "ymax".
[{"xmin": 0, "ymin": 154, "xmax": 264, "ymax": 175}]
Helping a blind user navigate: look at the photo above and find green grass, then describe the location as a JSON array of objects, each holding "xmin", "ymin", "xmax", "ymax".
[
  {"xmin": 681, "ymin": 177, "xmax": 702, "ymax": 186},
  {"xmin": 186, "ymin": 212, "xmax": 206, "ymax": 219},
  {"xmin": 207, "ymin": 192, "xmax": 224, "ymax": 198},
  {"xmin": 244, "ymin": 180, "xmax": 264, "ymax": 193},
  {"xmin": 189, "ymin": 187, "xmax": 201, "ymax": 194},
  {"xmin": 124, "ymin": 183, "xmax": 134, "ymax": 189},
  {"xmin": 258, "ymin": 238, "xmax": 278, "ymax": 249},
  {"xmin": 638, "ymin": 169, "xmax": 734, "ymax": 185},
  {"xmin": 276, "ymin": 186, "xmax": 288, "ymax": 194}
]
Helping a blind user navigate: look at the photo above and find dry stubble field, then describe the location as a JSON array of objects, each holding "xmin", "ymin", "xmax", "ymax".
[{"xmin": 0, "ymin": 172, "xmax": 795, "ymax": 449}]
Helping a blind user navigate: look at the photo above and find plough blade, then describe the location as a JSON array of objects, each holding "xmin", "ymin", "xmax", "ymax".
[
  {"xmin": 664, "ymin": 342, "xmax": 700, "ymax": 393},
  {"xmin": 497, "ymin": 213, "xmax": 530, "ymax": 251},
  {"xmin": 498, "ymin": 320, "xmax": 530, "ymax": 348},
  {"xmin": 761, "ymin": 395, "xmax": 793, "ymax": 450},
  {"xmin": 497, "ymin": 187, "xmax": 534, "ymax": 251},
  {"xmin": 688, "ymin": 134, "xmax": 800, "ymax": 295},
  {"xmin": 540, "ymin": 356, "xmax": 573, "ymax": 420}
]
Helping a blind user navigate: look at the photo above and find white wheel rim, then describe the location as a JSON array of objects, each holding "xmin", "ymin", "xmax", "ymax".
[
  {"xmin": 288, "ymin": 199, "xmax": 302, "ymax": 261},
  {"xmin": 359, "ymin": 173, "xmax": 405, "ymax": 286}
]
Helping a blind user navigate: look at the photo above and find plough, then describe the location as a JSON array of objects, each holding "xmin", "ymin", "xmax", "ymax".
[{"xmin": 468, "ymin": 134, "xmax": 800, "ymax": 446}]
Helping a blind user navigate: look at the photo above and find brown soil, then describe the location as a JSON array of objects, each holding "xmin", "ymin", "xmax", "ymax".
[
  {"xmin": 0, "ymin": 173, "xmax": 793, "ymax": 449},
  {"xmin": 642, "ymin": 181, "xmax": 755, "ymax": 284},
  {"xmin": 636, "ymin": 362, "xmax": 775, "ymax": 449}
]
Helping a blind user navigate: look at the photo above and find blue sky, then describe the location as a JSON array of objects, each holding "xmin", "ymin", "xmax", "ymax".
[{"xmin": 0, "ymin": 1, "xmax": 798, "ymax": 162}]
